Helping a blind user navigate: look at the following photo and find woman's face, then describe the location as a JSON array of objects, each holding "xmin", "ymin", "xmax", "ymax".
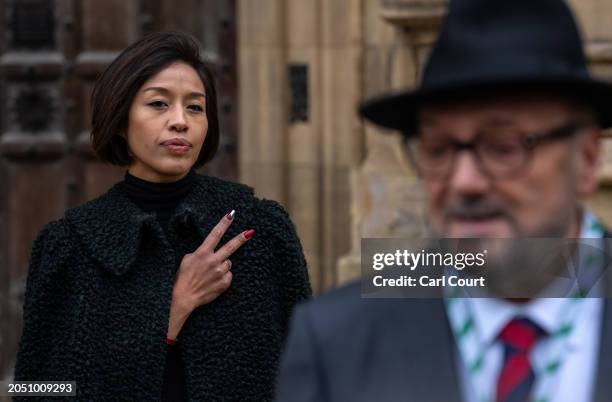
[{"xmin": 125, "ymin": 62, "xmax": 208, "ymax": 182}]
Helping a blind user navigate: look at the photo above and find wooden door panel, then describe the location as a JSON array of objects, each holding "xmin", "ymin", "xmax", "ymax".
[{"xmin": 81, "ymin": 0, "xmax": 139, "ymax": 50}]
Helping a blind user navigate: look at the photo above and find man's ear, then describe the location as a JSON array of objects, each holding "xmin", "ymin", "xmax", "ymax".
[{"xmin": 576, "ymin": 129, "xmax": 602, "ymax": 197}]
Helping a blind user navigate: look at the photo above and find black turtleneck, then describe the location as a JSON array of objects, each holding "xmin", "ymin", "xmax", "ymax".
[
  {"xmin": 119, "ymin": 169, "xmax": 194, "ymax": 402},
  {"xmin": 119, "ymin": 169, "xmax": 196, "ymax": 233}
]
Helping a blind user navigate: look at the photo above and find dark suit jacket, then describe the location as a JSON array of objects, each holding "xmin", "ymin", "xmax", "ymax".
[{"xmin": 275, "ymin": 279, "xmax": 612, "ymax": 402}]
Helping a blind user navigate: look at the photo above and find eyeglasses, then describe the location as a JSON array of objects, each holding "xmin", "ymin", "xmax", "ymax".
[{"xmin": 406, "ymin": 121, "xmax": 590, "ymax": 180}]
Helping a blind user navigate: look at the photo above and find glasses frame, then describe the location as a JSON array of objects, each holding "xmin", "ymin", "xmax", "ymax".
[{"xmin": 405, "ymin": 121, "xmax": 592, "ymax": 180}]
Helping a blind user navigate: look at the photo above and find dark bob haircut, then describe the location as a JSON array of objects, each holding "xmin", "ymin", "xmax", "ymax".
[{"xmin": 91, "ymin": 31, "xmax": 219, "ymax": 167}]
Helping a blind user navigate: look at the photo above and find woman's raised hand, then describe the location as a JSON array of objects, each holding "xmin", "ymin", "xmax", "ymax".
[{"xmin": 167, "ymin": 211, "xmax": 254, "ymax": 340}]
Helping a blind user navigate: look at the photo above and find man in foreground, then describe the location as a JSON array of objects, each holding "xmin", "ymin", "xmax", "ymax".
[{"xmin": 275, "ymin": 0, "xmax": 612, "ymax": 401}]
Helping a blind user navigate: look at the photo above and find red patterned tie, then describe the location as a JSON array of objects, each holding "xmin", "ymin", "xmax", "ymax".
[{"xmin": 495, "ymin": 317, "xmax": 546, "ymax": 402}]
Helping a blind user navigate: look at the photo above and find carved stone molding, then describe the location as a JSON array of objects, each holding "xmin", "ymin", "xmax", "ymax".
[
  {"xmin": 586, "ymin": 41, "xmax": 612, "ymax": 64},
  {"xmin": 380, "ymin": 0, "xmax": 448, "ymax": 28}
]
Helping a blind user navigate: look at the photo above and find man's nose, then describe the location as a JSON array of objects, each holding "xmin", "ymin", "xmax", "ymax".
[
  {"xmin": 169, "ymin": 105, "xmax": 188, "ymax": 132},
  {"xmin": 447, "ymin": 151, "xmax": 491, "ymax": 195}
]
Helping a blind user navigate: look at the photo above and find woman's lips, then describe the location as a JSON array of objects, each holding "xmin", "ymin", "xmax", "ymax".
[
  {"xmin": 163, "ymin": 144, "xmax": 190, "ymax": 154},
  {"xmin": 161, "ymin": 139, "xmax": 192, "ymax": 154}
]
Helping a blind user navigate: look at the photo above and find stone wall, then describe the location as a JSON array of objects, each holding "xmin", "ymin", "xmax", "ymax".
[
  {"xmin": 237, "ymin": 0, "xmax": 612, "ymax": 290},
  {"xmin": 237, "ymin": 0, "xmax": 362, "ymax": 292}
]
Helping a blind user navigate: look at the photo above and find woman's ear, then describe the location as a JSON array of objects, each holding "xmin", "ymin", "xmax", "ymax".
[{"xmin": 119, "ymin": 132, "xmax": 134, "ymax": 158}]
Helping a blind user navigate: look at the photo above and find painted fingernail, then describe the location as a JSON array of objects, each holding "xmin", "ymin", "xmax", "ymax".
[
  {"xmin": 226, "ymin": 210, "xmax": 236, "ymax": 220},
  {"xmin": 244, "ymin": 229, "xmax": 255, "ymax": 239}
]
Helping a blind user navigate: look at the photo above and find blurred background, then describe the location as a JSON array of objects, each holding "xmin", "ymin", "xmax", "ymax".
[{"xmin": 2, "ymin": 0, "xmax": 612, "ymax": 386}]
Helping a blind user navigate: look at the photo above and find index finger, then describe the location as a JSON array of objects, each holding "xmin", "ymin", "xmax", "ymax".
[
  {"xmin": 196, "ymin": 210, "xmax": 235, "ymax": 255},
  {"xmin": 214, "ymin": 229, "xmax": 254, "ymax": 261}
]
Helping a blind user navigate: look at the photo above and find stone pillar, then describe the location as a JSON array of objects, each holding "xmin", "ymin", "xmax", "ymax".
[
  {"xmin": 238, "ymin": 0, "xmax": 287, "ymax": 202},
  {"xmin": 238, "ymin": 0, "xmax": 361, "ymax": 292},
  {"xmin": 337, "ymin": 0, "xmax": 446, "ymax": 284}
]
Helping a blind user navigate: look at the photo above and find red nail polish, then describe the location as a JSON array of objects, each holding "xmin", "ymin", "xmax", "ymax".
[
  {"xmin": 244, "ymin": 229, "xmax": 255, "ymax": 239},
  {"xmin": 226, "ymin": 210, "xmax": 235, "ymax": 220}
]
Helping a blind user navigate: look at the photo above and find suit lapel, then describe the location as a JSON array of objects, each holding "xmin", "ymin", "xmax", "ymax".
[
  {"xmin": 593, "ymin": 298, "xmax": 612, "ymax": 402},
  {"xmin": 592, "ymin": 233, "xmax": 612, "ymax": 402},
  {"xmin": 426, "ymin": 300, "xmax": 463, "ymax": 402},
  {"xmin": 385, "ymin": 299, "xmax": 463, "ymax": 402}
]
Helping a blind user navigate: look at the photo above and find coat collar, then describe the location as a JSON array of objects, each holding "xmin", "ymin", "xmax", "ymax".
[{"xmin": 64, "ymin": 174, "xmax": 254, "ymax": 276}]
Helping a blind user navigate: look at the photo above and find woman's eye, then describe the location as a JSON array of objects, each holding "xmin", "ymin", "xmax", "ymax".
[
  {"xmin": 188, "ymin": 105, "xmax": 204, "ymax": 113},
  {"xmin": 148, "ymin": 101, "xmax": 167, "ymax": 109}
]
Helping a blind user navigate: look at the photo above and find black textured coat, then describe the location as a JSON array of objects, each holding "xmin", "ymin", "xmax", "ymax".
[{"xmin": 14, "ymin": 174, "xmax": 312, "ymax": 401}]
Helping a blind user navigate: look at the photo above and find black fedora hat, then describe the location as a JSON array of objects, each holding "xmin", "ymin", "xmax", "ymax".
[{"xmin": 360, "ymin": 0, "xmax": 612, "ymax": 134}]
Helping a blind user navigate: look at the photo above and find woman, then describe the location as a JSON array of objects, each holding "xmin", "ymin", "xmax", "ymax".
[{"xmin": 14, "ymin": 32, "xmax": 311, "ymax": 401}]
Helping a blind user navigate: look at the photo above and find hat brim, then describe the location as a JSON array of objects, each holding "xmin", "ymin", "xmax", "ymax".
[{"xmin": 359, "ymin": 76, "xmax": 612, "ymax": 135}]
